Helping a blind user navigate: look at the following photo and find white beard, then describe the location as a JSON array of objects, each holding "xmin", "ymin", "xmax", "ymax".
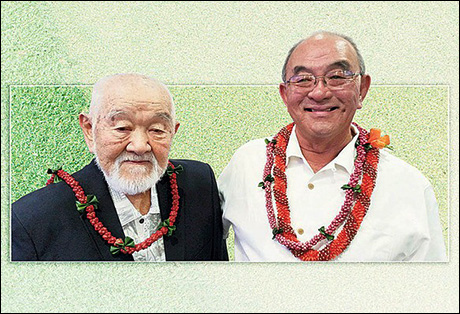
[{"xmin": 94, "ymin": 150, "xmax": 166, "ymax": 195}]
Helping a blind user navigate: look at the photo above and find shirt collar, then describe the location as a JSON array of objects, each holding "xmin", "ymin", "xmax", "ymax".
[
  {"xmin": 286, "ymin": 124, "xmax": 359, "ymax": 174},
  {"xmin": 108, "ymin": 186, "xmax": 160, "ymax": 226}
]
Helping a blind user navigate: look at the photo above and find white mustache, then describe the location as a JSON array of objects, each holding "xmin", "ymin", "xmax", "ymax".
[{"xmin": 116, "ymin": 152, "xmax": 155, "ymax": 164}]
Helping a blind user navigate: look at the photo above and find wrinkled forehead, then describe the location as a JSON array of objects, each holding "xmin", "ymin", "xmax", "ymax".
[{"xmin": 96, "ymin": 76, "xmax": 173, "ymax": 115}]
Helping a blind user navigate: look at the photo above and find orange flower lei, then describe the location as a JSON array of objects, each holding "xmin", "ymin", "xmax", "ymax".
[
  {"xmin": 46, "ymin": 161, "xmax": 181, "ymax": 255},
  {"xmin": 261, "ymin": 123, "xmax": 386, "ymax": 261}
]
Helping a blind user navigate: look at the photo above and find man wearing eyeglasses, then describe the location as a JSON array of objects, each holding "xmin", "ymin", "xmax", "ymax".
[{"xmin": 218, "ymin": 31, "xmax": 447, "ymax": 262}]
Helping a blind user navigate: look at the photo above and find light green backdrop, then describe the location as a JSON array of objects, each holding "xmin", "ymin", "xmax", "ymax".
[{"xmin": 2, "ymin": 2, "xmax": 459, "ymax": 313}]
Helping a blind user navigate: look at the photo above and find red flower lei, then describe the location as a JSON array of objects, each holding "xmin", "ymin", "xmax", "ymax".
[
  {"xmin": 261, "ymin": 123, "xmax": 382, "ymax": 261},
  {"xmin": 46, "ymin": 161, "xmax": 181, "ymax": 255}
]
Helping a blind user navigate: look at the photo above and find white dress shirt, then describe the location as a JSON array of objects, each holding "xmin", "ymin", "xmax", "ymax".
[
  {"xmin": 218, "ymin": 126, "xmax": 447, "ymax": 262},
  {"xmin": 109, "ymin": 187, "xmax": 166, "ymax": 262}
]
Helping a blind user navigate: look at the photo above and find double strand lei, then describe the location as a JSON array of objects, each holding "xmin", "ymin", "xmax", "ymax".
[{"xmin": 261, "ymin": 123, "xmax": 381, "ymax": 261}]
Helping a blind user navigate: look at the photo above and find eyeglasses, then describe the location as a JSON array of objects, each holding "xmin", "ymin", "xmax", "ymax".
[{"xmin": 285, "ymin": 70, "xmax": 362, "ymax": 90}]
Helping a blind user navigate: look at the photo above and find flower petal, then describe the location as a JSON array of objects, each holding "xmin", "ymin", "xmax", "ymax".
[
  {"xmin": 382, "ymin": 135, "xmax": 390, "ymax": 146},
  {"xmin": 369, "ymin": 128, "xmax": 382, "ymax": 142}
]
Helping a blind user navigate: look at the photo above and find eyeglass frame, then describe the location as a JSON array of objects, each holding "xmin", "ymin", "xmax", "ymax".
[{"xmin": 283, "ymin": 69, "xmax": 364, "ymax": 90}]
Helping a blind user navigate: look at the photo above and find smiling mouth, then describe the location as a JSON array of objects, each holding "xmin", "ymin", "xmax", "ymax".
[{"xmin": 304, "ymin": 107, "xmax": 339, "ymax": 112}]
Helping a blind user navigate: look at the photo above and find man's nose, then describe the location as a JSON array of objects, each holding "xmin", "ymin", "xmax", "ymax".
[
  {"xmin": 126, "ymin": 130, "xmax": 152, "ymax": 155},
  {"xmin": 307, "ymin": 78, "xmax": 333, "ymax": 102}
]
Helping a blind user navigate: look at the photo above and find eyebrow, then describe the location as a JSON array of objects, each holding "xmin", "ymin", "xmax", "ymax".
[
  {"xmin": 292, "ymin": 60, "xmax": 353, "ymax": 76},
  {"xmin": 106, "ymin": 110, "xmax": 129, "ymax": 121},
  {"xmin": 328, "ymin": 60, "xmax": 352, "ymax": 71},
  {"xmin": 106, "ymin": 110, "xmax": 173, "ymax": 123},
  {"xmin": 155, "ymin": 112, "xmax": 173, "ymax": 123}
]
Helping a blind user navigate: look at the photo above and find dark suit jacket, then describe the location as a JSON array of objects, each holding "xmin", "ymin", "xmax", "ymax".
[{"xmin": 12, "ymin": 159, "xmax": 228, "ymax": 261}]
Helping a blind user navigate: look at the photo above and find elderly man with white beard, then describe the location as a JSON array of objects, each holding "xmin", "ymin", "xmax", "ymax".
[{"xmin": 12, "ymin": 73, "xmax": 228, "ymax": 261}]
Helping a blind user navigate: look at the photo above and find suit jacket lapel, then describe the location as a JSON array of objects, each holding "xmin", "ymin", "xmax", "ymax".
[
  {"xmin": 75, "ymin": 161, "xmax": 133, "ymax": 261},
  {"xmin": 157, "ymin": 166, "xmax": 186, "ymax": 261},
  {"xmin": 75, "ymin": 160, "xmax": 188, "ymax": 261}
]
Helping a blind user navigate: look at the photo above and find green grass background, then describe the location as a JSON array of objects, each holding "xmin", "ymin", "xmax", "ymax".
[
  {"xmin": 2, "ymin": 2, "xmax": 458, "ymax": 313},
  {"xmin": 10, "ymin": 85, "xmax": 449, "ymax": 259}
]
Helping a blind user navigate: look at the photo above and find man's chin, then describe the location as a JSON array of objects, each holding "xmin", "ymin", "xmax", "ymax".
[
  {"xmin": 119, "ymin": 173, "xmax": 154, "ymax": 183},
  {"xmin": 107, "ymin": 173, "xmax": 162, "ymax": 195}
]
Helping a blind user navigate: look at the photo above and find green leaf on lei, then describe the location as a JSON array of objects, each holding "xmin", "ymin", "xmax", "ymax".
[
  {"xmin": 318, "ymin": 226, "xmax": 335, "ymax": 241},
  {"xmin": 110, "ymin": 246, "xmax": 121, "ymax": 255},
  {"xmin": 166, "ymin": 164, "xmax": 184, "ymax": 176},
  {"xmin": 75, "ymin": 194, "xmax": 99, "ymax": 213}
]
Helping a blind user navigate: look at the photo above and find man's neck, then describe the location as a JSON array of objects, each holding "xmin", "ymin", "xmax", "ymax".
[
  {"xmin": 126, "ymin": 190, "xmax": 151, "ymax": 216},
  {"xmin": 295, "ymin": 127, "xmax": 355, "ymax": 173}
]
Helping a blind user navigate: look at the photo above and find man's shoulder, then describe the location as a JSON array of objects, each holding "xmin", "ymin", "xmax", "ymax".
[
  {"xmin": 218, "ymin": 138, "xmax": 268, "ymax": 186},
  {"xmin": 12, "ymin": 179, "xmax": 76, "ymax": 225},
  {"xmin": 228, "ymin": 138, "xmax": 268, "ymax": 163},
  {"xmin": 236, "ymin": 138, "xmax": 268, "ymax": 152},
  {"xmin": 12, "ymin": 161, "xmax": 102, "ymax": 220},
  {"xmin": 168, "ymin": 159, "xmax": 216, "ymax": 181},
  {"xmin": 166, "ymin": 160, "xmax": 218, "ymax": 198},
  {"xmin": 378, "ymin": 150, "xmax": 431, "ymax": 187}
]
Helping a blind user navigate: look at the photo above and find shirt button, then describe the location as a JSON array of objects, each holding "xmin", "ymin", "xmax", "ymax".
[
  {"xmin": 297, "ymin": 228, "xmax": 304, "ymax": 235},
  {"xmin": 139, "ymin": 218, "xmax": 144, "ymax": 224},
  {"xmin": 308, "ymin": 183, "xmax": 315, "ymax": 190}
]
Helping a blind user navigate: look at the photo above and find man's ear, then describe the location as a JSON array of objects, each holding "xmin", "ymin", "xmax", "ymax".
[
  {"xmin": 79, "ymin": 113, "xmax": 95, "ymax": 154},
  {"xmin": 358, "ymin": 74, "xmax": 371, "ymax": 109},
  {"xmin": 174, "ymin": 122, "xmax": 180, "ymax": 134},
  {"xmin": 279, "ymin": 83, "xmax": 289, "ymax": 107}
]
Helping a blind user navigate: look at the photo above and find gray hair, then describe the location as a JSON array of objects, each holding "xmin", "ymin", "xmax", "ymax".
[{"xmin": 281, "ymin": 31, "xmax": 366, "ymax": 82}]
